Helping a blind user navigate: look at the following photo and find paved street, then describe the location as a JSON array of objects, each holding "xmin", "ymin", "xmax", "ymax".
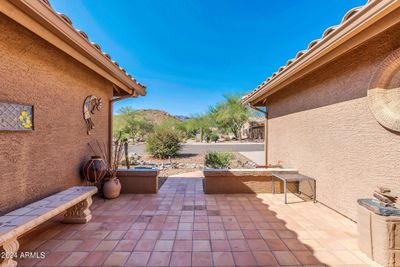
[
  {"xmin": 129, "ymin": 142, "xmax": 264, "ymax": 155},
  {"xmin": 239, "ymin": 151, "xmax": 265, "ymax": 165}
]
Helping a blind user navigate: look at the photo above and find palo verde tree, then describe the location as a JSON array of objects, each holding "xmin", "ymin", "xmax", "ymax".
[
  {"xmin": 113, "ymin": 107, "xmax": 154, "ymax": 142},
  {"xmin": 210, "ymin": 94, "xmax": 252, "ymax": 141}
]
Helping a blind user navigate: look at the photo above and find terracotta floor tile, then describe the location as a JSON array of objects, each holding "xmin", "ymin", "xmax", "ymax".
[
  {"xmin": 173, "ymin": 240, "xmax": 192, "ymax": 251},
  {"xmin": 17, "ymin": 178, "xmax": 373, "ymax": 267},
  {"xmin": 103, "ymin": 251, "xmax": 129, "ymax": 266},
  {"xmin": 52, "ymin": 229, "xmax": 77, "ymax": 240},
  {"xmin": 226, "ymin": 230, "xmax": 244, "ymax": 240},
  {"xmin": 193, "ymin": 240, "xmax": 211, "ymax": 251},
  {"xmin": 105, "ymin": 230, "xmax": 126, "ymax": 240},
  {"xmin": 176, "ymin": 230, "xmax": 193, "ymax": 240},
  {"xmin": 124, "ymin": 230, "xmax": 144, "ymax": 240},
  {"xmin": 247, "ymin": 239, "xmax": 269, "ymax": 251},
  {"xmin": 125, "ymin": 251, "xmax": 151, "ymax": 266},
  {"xmin": 59, "ymin": 251, "xmax": 88, "ymax": 266},
  {"xmin": 115, "ymin": 239, "xmax": 137, "ymax": 251},
  {"xmin": 94, "ymin": 240, "xmax": 118, "ymax": 251},
  {"xmin": 232, "ymin": 251, "xmax": 257, "ymax": 266},
  {"xmin": 159, "ymin": 230, "xmax": 176, "ymax": 240},
  {"xmin": 265, "ymin": 239, "xmax": 289, "ymax": 251},
  {"xmin": 154, "ymin": 240, "xmax": 174, "ymax": 251},
  {"xmin": 147, "ymin": 251, "xmax": 171, "ymax": 266},
  {"xmin": 282, "ymin": 239, "xmax": 309, "ymax": 251},
  {"xmin": 35, "ymin": 251, "xmax": 70, "ymax": 266},
  {"xmin": 131, "ymin": 222, "xmax": 148, "ymax": 230},
  {"xmin": 273, "ymin": 251, "xmax": 301, "ymax": 265},
  {"xmin": 180, "ymin": 216, "xmax": 194, "ymax": 222},
  {"xmin": 242, "ymin": 229, "xmax": 261, "ymax": 239},
  {"xmin": 79, "ymin": 252, "xmax": 110, "ymax": 266},
  {"xmin": 209, "ymin": 223, "xmax": 224, "ymax": 230},
  {"xmin": 192, "ymin": 251, "xmax": 213, "ymax": 266},
  {"xmin": 90, "ymin": 230, "xmax": 110, "ymax": 239},
  {"xmin": 252, "ymin": 251, "xmax": 279, "ymax": 266},
  {"xmin": 229, "ymin": 240, "xmax": 249, "ymax": 251},
  {"xmin": 212, "ymin": 252, "xmax": 234, "ymax": 266},
  {"xmin": 54, "ymin": 240, "xmax": 83, "ymax": 252},
  {"xmin": 259, "ymin": 230, "xmax": 280, "ymax": 240},
  {"xmin": 142, "ymin": 230, "xmax": 160, "ymax": 239},
  {"xmin": 170, "ymin": 251, "xmax": 191, "ymax": 266},
  {"xmin": 210, "ymin": 230, "xmax": 226, "ymax": 240},
  {"xmin": 75, "ymin": 239, "xmax": 101, "ymax": 251},
  {"xmin": 134, "ymin": 239, "xmax": 156, "ymax": 251},
  {"xmin": 293, "ymin": 250, "xmax": 322, "ymax": 265},
  {"xmin": 35, "ymin": 239, "xmax": 64, "ymax": 252},
  {"xmin": 193, "ymin": 230, "xmax": 210, "ymax": 240},
  {"xmin": 211, "ymin": 240, "xmax": 231, "ymax": 252}
]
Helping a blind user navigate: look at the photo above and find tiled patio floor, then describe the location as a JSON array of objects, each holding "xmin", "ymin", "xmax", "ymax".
[{"xmin": 17, "ymin": 176, "xmax": 380, "ymax": 266}]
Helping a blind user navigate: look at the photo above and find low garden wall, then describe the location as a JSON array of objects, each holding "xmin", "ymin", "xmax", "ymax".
[
  {"xmin": 203, "ymin": 168, "xmax": 298, "ymax": 194},
  {"xmin": 117, "ymin": 168, "xmax": 159, "ymax": 194}
]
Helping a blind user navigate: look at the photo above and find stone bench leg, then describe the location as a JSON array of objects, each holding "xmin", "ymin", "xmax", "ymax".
[
  {"xmin": 63, "ymin": 197, "xmax": 93, "ymax": 224},
  {"xmin": 0, "ymin": 238, "xmax": 19, "ymax": 267}
]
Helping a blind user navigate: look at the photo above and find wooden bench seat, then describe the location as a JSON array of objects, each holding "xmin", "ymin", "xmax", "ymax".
[{"xmin": 0, "ymin": 186, "xmax": 97, "ymax": 267}]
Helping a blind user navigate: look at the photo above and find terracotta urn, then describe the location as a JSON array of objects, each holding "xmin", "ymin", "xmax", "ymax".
[
  {"xmin": 83, "ymin": 156, "xmax": 107, "ymax": 183},
  {"xmin": 103, "ymin": 177, "xmax": 121, "ymax": 199}
]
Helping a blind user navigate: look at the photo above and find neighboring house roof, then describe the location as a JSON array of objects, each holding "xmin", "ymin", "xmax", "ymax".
[
  {"xmin": 0, "ymin": 0, "xmax": 146, "ymax": 97},
  {"xmin": 243, "ymin": 0, "xmax": 400, "ymax": 106}
]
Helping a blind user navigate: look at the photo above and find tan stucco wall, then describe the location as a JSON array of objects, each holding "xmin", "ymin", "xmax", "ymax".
[
  {"xmin": 0, "ymin": 13, "xmax": 113, "ymax": 214},
  {"xmin": 266, "ymin": 23, "xmax": 400, "ymax": 220}
]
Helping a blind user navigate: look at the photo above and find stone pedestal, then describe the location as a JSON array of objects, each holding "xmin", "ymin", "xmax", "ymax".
[
  {"xmin": 357, "ymin": 200, "xmax": 400, "ymax": 267},
  {"xmin": 62, "ymin": 197, "xmax": 93, "ymax": 224}
]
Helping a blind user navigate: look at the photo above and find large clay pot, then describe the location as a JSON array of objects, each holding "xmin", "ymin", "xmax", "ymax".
[
  {"xmin": 103, "ymin": 177, "xmax": 121, "ymax": 199},
  {"xmin": 83, "ymin": 156, "xmax": 107, "ymax": 183}
]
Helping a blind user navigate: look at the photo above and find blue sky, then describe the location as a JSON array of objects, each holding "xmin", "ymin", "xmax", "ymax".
[{"xmin": 51, "ymin": 0, "xmax": 365, "ymax": 116}]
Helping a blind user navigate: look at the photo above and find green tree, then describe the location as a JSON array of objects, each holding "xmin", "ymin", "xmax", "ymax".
[
  {"xmin": 114, "ymin": 107, "xmax": 154, "ymax": 142},
  {"xmin": 210, "ymin": 94, "xmax": 252, "ymax": 141}
]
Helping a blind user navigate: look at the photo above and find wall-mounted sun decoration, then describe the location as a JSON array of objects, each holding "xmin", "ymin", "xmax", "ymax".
[{"xmin": 368, "ymin": 48, "xmax": 400, "ymax": 132}]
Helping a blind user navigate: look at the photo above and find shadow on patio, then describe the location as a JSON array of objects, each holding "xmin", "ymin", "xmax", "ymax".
[{"xmin": 16, "ymin": 176, "xmax": 379, "ymax": 266}]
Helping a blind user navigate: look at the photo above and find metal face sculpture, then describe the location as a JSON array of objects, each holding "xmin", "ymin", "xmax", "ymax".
[{"xmin": 83, "ymin": 95, "xmax": 103, "ymax": 135}]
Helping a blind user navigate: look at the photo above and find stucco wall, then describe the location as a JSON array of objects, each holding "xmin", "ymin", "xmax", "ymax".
[
  {"xmin": 0, "ymin": 14, "xmax": 113, "ymax": 214},
  {"xmin": 266, "ymin": 23, "xmax": 400, "ymax": 220}
]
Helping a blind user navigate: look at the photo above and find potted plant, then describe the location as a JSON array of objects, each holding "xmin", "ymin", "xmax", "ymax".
[{"xmin": 88, "ymin": 136, "xmax": 126, "ymax": 199}]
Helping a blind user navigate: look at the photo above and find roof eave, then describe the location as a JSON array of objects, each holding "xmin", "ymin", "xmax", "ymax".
[{"xmin": 1, "ymin": 0, "xmax": 146, "ymax": 96}]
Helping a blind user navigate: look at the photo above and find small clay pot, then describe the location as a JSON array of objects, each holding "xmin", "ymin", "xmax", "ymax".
[{"xmin": 103, "ymin": 177, "xmax": 121, "ymax": 199}]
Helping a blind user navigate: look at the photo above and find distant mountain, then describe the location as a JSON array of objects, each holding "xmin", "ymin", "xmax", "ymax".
[
  {"xmin": 137, "ymin": 109, "xmax": 186, "ymax": 124},
  {"xmin": 174, "ymin": 115, "xmax": 190, "ymax": 121}
]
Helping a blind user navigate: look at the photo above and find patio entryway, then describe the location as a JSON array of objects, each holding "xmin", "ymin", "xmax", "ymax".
[{"xmin": 17, "ymin": 175, "xmax": 379, "ymax": 266}]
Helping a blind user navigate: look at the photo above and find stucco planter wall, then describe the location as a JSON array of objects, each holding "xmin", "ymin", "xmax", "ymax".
[
  {"xmin": 203, "ymin": 168, "xmax": 298, "ymax": 194},
  {"xmin": 117, "ymin": 169, "xmax": 160, "ymax": 194},
  {"xmin": 357, "ymin": 203, "xmax": 400, "ymax": 267}
]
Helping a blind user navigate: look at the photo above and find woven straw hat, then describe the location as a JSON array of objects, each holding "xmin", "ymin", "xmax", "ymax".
[{"xmin": 368, "ymin": 48, "xmax": 400, "ymax": 132}]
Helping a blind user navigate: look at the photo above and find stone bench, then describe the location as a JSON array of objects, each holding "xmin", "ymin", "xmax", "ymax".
[{"xmin": 0, "ymin": 186, "xmax": 97, "ymax": 267}]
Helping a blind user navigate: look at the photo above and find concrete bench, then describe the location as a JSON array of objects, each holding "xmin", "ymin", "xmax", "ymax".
[{"xmin": 0, "ymin": 186, "xmax": 97, "ymax": 267}]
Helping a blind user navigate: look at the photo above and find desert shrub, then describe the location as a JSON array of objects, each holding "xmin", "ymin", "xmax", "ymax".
[
  {"xmin": 145, "ymin": 128, "xmax": 183, "ymax": 158},
  {"xmin": 210, "ymin": 133, "xmax": 219, "ymax": 143},
  {"xmin": 205, "ymin": 151, "xmax": 233, "ymax": 169}
]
